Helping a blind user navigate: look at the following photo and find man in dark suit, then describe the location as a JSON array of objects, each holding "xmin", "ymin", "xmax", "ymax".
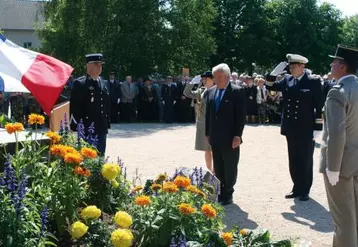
[
  {"xmin": 205, "ymin": 63, "xmax": 247, "ymax": 205},
  {"xmin": 70, "ymin": 53, "xmax": 110, "ymax": 155},
  {"xmin": 108, "ymin": 72, "xmax": 121, "ymax": 123},
  {"xmin": 161, "ymin": 76, "xmax": 178, "ymax": 123},
  {"xmin": 265, "ymin": 54, "xmax": 325, "ymax": 201}
]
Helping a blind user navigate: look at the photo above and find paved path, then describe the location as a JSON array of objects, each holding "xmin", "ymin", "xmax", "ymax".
[{"xmin": 106, "ymin": 123, "xmax": 333, "ymax": 246}]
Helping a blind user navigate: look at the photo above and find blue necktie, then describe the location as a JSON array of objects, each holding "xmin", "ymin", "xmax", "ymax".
[{"xmin": 216, "ymin": 89, "xmax": 224, "ymax": 112}]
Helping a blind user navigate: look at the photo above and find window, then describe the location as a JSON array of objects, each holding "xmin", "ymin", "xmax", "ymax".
[{"xmin": 23, "ymin": 42, "xmax": 32, "ymax": 48}]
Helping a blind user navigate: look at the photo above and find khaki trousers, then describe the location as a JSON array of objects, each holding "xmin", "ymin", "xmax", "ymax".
[{"xmin": 324, "ymin": 174, "xmax": 358, "ymax": 247}]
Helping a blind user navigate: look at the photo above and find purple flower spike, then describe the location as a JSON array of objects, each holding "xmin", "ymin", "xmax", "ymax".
[{"xmin": 40, "ymin": 207, "xmax": 49, "ymax": 232}]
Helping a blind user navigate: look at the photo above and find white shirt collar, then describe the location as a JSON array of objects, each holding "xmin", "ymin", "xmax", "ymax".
[
  {"xmin": 338, "ymin": 74, "xmax": 356, "ymax": 84},
  {"xmin": 296, "ymin": 73, "xmax": 305, "ymax": 81}
]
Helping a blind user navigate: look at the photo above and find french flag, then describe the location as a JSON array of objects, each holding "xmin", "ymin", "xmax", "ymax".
[{"xmin": 0, "ymin": 34, "xmax": 73, "ymax": 115}]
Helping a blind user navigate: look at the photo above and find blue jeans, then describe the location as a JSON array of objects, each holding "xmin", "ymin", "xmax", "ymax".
[{"xmin": 97, "ymin": 133, "xmax": 107, "ymax": 156}]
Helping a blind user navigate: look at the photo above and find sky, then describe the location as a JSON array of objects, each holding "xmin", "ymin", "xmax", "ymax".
[{"xmin": 318, "ymin": 0, "xmax": 357, "ymax": 16}]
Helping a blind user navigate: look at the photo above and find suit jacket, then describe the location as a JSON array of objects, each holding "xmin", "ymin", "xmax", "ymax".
[
  {"xmin": 319, "ymin": 75, "xmax": 358, "ymax": 178},
  {"xmin": 256, "ymin": 86, "xmax": 267, "ymax": 104},
  {"xmin": 265, "ymin": 73, "xmax": 324, "ymax": 136},
  {"xmin": 205, "ymin": 83, "xmax": 246, "ymax": 149},
  {"xmin": 120, "ymin": 81, "xmax": 138, "ymax": 103},
  {"xmin": 70, "ymin": 76, "xmax": 111, "ymax": 135},
  {"xmin": 140, "ymin": 86, "xmax": 158, "ymax": 103},
  {"xmin": 161, "ymin": 83, "xmax": 178, "ymax": 103},
  {"xmin": 108, "ymin": 79, "xmax": 121, "ymax": 103}
]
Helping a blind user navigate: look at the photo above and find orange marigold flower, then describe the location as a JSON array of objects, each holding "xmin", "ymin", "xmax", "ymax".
[
  {"xmin": 132, "ymin": 185, "xmax": 143, "ymax": 193},
  {"xmin": 135, "ymin": 195, "xmax": 151, "ymax": 206},
  {"xmin": 80, "ymin": 147, "xmax": 98, "ymax": 159},
  {"xmin": 5, "ymin": 122, "xmax": 24, "ymax": 134},
  {"xmin": 186, "ymin": 185, "xmax": 199, "ymax": 193},
  {"xmin": 163, "ymin": 182, "xmax": 179, "ymax": 193},
  {"xmin": 74, "ymin": 166, "xmax": 85, "ymax": 175},
  {"xmin": 197, "ymin": 190, "xmax": 207, "ymax": 199},
  {"xmin": 50, "ymin": 144, "xmax": 64, "ymax": 156},
  {"xmin": 28, "ymin": 114, "xmax": 45, "ymax": 125},
  {"xmin": 83, "ymin": 168, "xmax": 91, "ymax": 177},
  {"xmin": 178, "ymin": 203, "xmax": 196, "ymax": 215},
  {"xmin": 64, "ymin": 152, "xmax": 83, "ymax": 165},
  {"xmin": 239, "ymin": 229, "xmax": 248, "ymax": 236},
  {"xmin": 60, "ymin": 146, "xmax": 77, "ymax": 157},
  {"xmin": 151, "ymin": 183, "xmax": 162, "ymax": 191},
  {"xmin": 174, "ymin": 175, "xmax": 191, "ymax": 189},
  {"xmin": 46, "ymin": 131, "xmax": 61, "ymax": 144},
  {"xmin": 201, "ymin": 204, "xmax": 217, "ymax": 218},
  {"xmin": 221, "ymin": 232, "xmax": 233, "ymax": 246}
]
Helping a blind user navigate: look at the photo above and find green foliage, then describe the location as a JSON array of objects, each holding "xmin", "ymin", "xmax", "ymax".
[
  {"xmin": 342, "ymin": 15, "xmax": 358, "ymax": 48},
  {"xmin": 232, "ymin": 228, "xmax": 292, "ymax": 247}
]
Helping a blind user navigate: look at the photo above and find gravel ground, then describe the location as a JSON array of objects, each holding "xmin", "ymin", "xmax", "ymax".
[{"xmin": 106, "ymin": 123, "xmax": 333, "ymax": 247}]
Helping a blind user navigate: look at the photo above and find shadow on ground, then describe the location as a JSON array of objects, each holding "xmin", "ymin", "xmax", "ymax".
[
  {"xmin": 224, "ymin": 203, "xmax": 259, "ymax": 230},
  {"xmin": 281, "ymin": 198, "xmax": 333, "ymax": 233},
  {"xmin": 108, "ymin": 123, "xmax": 193, "ymax": 138}
]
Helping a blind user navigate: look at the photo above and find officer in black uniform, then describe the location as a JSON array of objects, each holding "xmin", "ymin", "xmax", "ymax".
[
  {"xmin": 161, "ymin": 76, "xmax": 178, "ymax": 123},
  {"xmin": 108, "ymin": 72, "xmax": 121, "ymax": 123},
  {"xmin": 70, "ymin": 54, "xmax": 110, "ymax": 155},
  {"xmin": 265, "ymin": 54, "xmax": 324, "ymax": 201}
]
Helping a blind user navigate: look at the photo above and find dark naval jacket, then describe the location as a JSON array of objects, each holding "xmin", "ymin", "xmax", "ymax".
[
  {"xmin": 265, "ymin": 73, "xmax": 324, "ymax": 136},
  {"xmin": 70, "ymin": 75, "xmax": 111, "ymax": 134}
]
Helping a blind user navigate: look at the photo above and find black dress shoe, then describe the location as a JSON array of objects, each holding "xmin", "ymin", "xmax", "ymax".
[
  {"xmin": 285, "ymin": 192, "xmax": 298, "ymax": 199},
  {"xmin": 220, "ymin": 198, "xmax": 233, "ymax": 206},
  {"xmin": 299, "ymin": 195, "xmax": 309, "ymax": 201}
]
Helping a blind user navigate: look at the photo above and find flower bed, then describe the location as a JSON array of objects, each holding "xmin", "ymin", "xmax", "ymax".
[{"xmin": 0, "ymin": 114, "xmax": 292, "ymax": 247}]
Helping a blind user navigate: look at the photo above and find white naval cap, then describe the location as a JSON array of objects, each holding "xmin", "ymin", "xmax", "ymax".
[{"xmin": 286, "ymin": 54, "xmax": 309, "ymax": 64}]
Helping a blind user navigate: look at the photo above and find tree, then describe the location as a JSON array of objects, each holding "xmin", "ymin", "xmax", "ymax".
[
  {"xmin": 342, "ymin": 14, "xmax": 358, "ymax": 48},
  {"xmin": 263, "ymin": 0, "xmax": 343, "ymax": 74}
]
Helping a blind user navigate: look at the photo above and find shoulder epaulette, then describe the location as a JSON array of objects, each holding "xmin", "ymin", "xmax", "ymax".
[{"xmin": 333, "ymin": 83, "xmax": 343, "ymax": 89}]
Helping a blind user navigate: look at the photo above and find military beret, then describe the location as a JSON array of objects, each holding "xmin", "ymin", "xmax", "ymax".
[
  {"xmin": 86, "ymin": 53, "xmax": 105, "ymax": 64},
  {"xmin": 286, "ymin": 54, "xmax": 309, "ymax": 64},
  {"xmin": 201, "ymin": 71, "xmax": 213, "ymax": 78},
  {"xmin": 329, "ymin": 45, "xmax": 358, "ymax": 68}
]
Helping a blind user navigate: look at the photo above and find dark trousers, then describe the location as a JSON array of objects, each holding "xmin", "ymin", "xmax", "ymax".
[
  {"xmin": 110, "ymin": 102, "xmax": 119, "ymax": 123},
  {"xmin": 286, "ymin": 134, "xmax": 315, "ymax": 196},
  {"xmin": 120, "ymin": 102, "xmax": 134, "ymax": 122},
  {"xmin": 97, "ymin": 133, "xmax": 107, "ymax": 156},
  {"xmin": 212, "ymin": 147, "xmax": 240, "ymax": 201},
  {"xmin": 163, "ymin": 101, "xmax": 174, "ymax": 123}
]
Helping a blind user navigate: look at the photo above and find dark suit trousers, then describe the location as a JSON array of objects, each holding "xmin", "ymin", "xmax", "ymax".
[
  {"xmin": 120, "ymin": 102, "xmax": 134, "ymax": 122},
  {"xmin": 212, "ymin": 147, "xmax": 240, "ymax": 201},
  {"xmin": 286, "ymin": 134, "xmax": 315, "ymax": 196},
  {"xmin": 110, "ymin": 102, "xmax": 119, "ymax": 123},
  {"xmin": 97, "ymin": 133, "xmax": 107, "ymax": 156}
]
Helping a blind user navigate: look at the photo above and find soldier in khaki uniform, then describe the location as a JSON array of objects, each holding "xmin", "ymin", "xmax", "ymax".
[{"xmin": 319, "ymin": 45, "xmax": 358, "ymax": 247}]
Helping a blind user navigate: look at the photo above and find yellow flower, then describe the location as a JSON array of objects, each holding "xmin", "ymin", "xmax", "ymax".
[
  {"xmin": 221, "ymin": 232, "xmax": 233, "ymax": 246},
  {"xmin": 197, "ymin": 189, "xmax": 207, "ymax": 199},
  {"xmin": 45, "ymin": 131, "xmax": 61, "ymax": 144},
  {"xmin": 114, "ymin": 211, "xmax": 133, "ymax": 228},
  {"xmin": 64, "ymin": 152, "xmax": 83, "ymax": 165},
  {"xmin": 156, "ymin": 173, "xmax": 168, "ymax": 182},
  {"xmin": 28, "ymin": 114, "xmax": 45, "ymax": 125},
  {"xmin": 81, "ymin": 147, "xmax": 98, "ymax": 159},
  {"xmin": 163, "ymin": 182, "xmax": 179, "ymax": 193},
  {"xmin": 111, "ymin": 180, "xmax": 120, "ymax": 188},
  {"xmin": 70, "ymin": 221, "xmax": 88, "ymax": 239},
  {"xmin": 5, "ymin": 122, "xmax": 24, "ymax": 134},
  {"xmin": 178, "ymin": 203, "xmax": 196, "ymax": 215},
  {"xmin": 151, "ymin": 183, "xmax": 162, "ymax": 191},
  {"xmin": 174, "ymin": 175, "xmax": 191, "ymax": 189},
  {"xmin": 201, "ymin": 204, "xmax": 217, "ymax": 218},
  {"xmin": 81, "ymin": 205, "xmax": 101, "ymax": 220},
  {"xmin": 101, "ymin": 163, "xmax": 121, "ymax": 181},
  {"xmin": 132, "ymin": 185, "xmax": 143, "ymax": 193},
  {"xmin": 240, "ymin": 229, "xmax": 249, "ymax": 236},
  {"xmin": 186, "ymin": 185, "xmax": 206, "ymax": 198},
  {"xmin": 111, "ymin": 229, "xmax": 134, "ymax": 247},
  {"xmin": 135, "ymin": 195, "xmax": 151, "ymax": 206}
]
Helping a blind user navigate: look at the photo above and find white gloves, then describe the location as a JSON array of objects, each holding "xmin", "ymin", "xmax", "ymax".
[
  {"xmin": 117, "ymin": 98, "xmax": 120, "ymax": 104},
  {"xmin": 270, "ymin": 62, "xmax": 288, "ymax": 76},
  {"xmin": 326, "ymin": 168, "xmax": 340, "ymax": 186},
  {"xmin": 190, "ymin": 75, "xmax": 201, "ymax": 84}
]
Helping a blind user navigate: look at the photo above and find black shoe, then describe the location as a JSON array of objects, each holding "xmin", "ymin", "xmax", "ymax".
[
  {"xmin": 220, "ymin": 198, "xmax": 233, "ymax": 206},
  {"xmin": 299, "ymin": 195, "xmax": 309, "ymax": 201},
  {"xmin": 285, "ymin": 192, "xmax": 299, "ymax": 199}
]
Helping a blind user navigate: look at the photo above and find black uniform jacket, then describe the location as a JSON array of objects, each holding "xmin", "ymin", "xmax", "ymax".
[{"xmin": 70, "ymin": 75, "xmax": 111, "ymax": 135}]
